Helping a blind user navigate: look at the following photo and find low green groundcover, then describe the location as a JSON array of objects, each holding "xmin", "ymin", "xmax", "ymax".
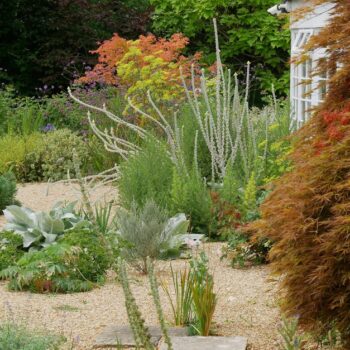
[{"xmin": 0, "ymin": 323, "xmax": 64, "ymax": 350}]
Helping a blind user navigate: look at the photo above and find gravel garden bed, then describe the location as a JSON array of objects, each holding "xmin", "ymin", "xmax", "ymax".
[{"xmin": 0, "ymin": 183, "xmax": 280, "ymax": 350}]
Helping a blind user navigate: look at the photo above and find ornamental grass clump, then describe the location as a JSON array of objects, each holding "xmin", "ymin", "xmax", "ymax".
[
  {"xmin": 191, "ymin": 274, "xmax": 216, "ymax": 337},
  {"xmin": 161, "ymin": 265, "xmax": 194, "ymax": 326},
  {"xmin": 189, "ymin": 252, "xmax": 216, "ymax": 336}
]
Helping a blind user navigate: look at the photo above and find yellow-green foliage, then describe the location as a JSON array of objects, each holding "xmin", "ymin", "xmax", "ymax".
[
  {"xmin": 260, "ymin": 121, "xmax": 293, "ymax": 184},
  {"xmin": 243, "ymin": 172, "xmax": 257, "ymax": 212},
  {"xmin": 118, "ymin": 43, "xmax": 185, "ymax": 117},
  {"xmin": 264, "ymin": 139, "xmax": 292, "ymax": 184},
  {"xmin": 0, "ymin": 130, "xmax": 89, "ymax": 182},
  {"xmin": 0, "ymin": 133, "xmax": 44, "ymax": 179}
]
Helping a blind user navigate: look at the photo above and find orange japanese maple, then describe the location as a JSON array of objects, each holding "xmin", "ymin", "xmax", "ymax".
[{"xmin": 77, "ymin": 32, "xmax": 201, "ymax": 87}]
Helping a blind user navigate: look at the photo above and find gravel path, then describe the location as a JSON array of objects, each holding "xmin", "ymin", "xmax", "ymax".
[{"xmin": 0, "ymin": 183, "xmax": 281, "ymax": 349}]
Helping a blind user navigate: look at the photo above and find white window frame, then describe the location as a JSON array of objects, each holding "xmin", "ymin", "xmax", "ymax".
[{"xmin": 290, "ymin": 28, "xmax": 327, "ymax": 125}]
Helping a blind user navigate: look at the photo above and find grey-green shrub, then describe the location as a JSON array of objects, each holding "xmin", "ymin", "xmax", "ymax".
[
  {"xmin": 42, "ymin": 128, "xmax": 89, "ymax": 181},
  {"xmin": 116, "ymin": 199, "xmax": 189, "ymax": 273},
  {"xmin": 0, "ymin": 172, "xmax": 17, "ymax": 211}
]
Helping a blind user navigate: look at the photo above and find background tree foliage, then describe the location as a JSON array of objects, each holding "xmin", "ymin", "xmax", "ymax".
[
  {"xmin": 0, "ymin": 0, "xmax": 151, "ymax": 95},
  {"xmin": 150, "ymin": 0, "xmax": 290, "ymax": 101},
  {"xmin": 0, "ymin": 0, "xmax": 290, "ymax": 99}
]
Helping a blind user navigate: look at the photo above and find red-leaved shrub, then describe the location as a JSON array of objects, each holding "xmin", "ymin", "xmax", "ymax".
[{"xmin": 249, "ymin": 0, "xmax": 350, "ymax": 345}]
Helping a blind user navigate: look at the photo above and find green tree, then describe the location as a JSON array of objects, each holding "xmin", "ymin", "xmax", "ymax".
[
  {"xmin": 150, "ymin": 0, "xmax": 290, "ymax": 101},
  {"xmin": 0, "ymin": 0, "xmax": 151, "ymax": 95}
]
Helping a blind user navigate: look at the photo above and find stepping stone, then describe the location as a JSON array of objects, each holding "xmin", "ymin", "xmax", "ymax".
[
  {"xmin": 94, "ymin": 325, "xmax": 188, "ymax": 348},
  {"xmin": 180, "ymin": 234, "xmax": 205, "ymax": 245},
  {"xmin": 158, "ymin": 336, "xmax": 248, "ymax": 350}
]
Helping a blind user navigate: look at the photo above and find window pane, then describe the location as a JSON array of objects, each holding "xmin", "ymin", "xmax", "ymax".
[{"xmin": 319, "ymin": 81, "xmax": 327, "ymax": 100}]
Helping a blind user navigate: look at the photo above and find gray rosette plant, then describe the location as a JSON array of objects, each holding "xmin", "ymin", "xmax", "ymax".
[{"xmin": 4, "ymin": 202, "xmax": 90, "ymax": 251}]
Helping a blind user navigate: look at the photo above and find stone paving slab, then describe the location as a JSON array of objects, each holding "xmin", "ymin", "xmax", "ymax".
[
  {"xmin": 158, "ymin": 336, "xmax": 248, "ymax": 350},
  {"xmin": 94, "ymin": 325, "xmax": 188, "ymax": 348}
]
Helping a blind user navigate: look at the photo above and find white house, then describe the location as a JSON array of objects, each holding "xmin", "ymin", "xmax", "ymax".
[{"xmin": 269, "ymin": 0, "xmax": 333, "ymax": 123}]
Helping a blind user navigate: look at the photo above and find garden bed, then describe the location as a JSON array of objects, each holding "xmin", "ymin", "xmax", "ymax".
[{"xmin": 0, "ymin": 183, "xmax": 280, "ymax": 350}]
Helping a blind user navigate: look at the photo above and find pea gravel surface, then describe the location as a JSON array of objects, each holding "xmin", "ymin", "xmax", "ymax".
[{"xmin": 0, "ymin": 183, "xmax": 281, "ymax": 349}]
